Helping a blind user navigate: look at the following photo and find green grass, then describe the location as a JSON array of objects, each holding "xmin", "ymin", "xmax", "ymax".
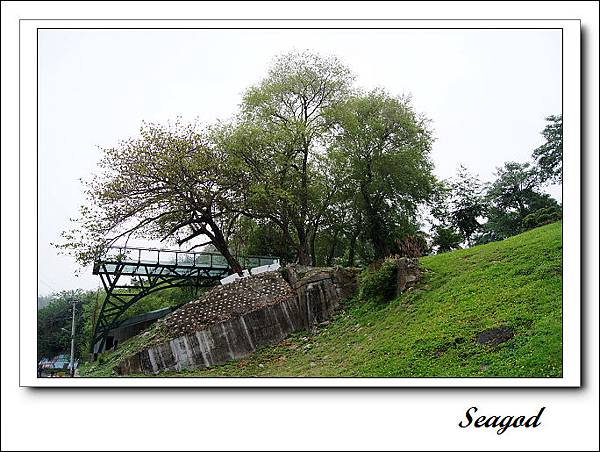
[
  {"xmin": 78, "ymin": 321, "xmax": 169, "ymax": 377},
  {"xmin": 82, "ymin": 222, "xmax": 562, "ymax": 378}
]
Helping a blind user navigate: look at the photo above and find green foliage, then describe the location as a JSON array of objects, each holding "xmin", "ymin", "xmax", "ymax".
[
  {"xmin": 37, "ymin": 294, "xmax": 53, "ymax": 310},
  {"xmin": 79, "ymin": 291, "xmax": 101, "ymax": 357},
  {"xmin": 486, "ymin": 162, "xmax": 539, "ymax": 213},
  {"xmin": 447, "ymin": 166, "xmax": 486, "ymax": 244},
  {"xmin": 312, "ymin": 224, "xmax": 348, "ymax": 266},
  {"xmin": 474, "ymin": 208, "xmax": 519, "ymax": 245},
  {"xmin": 228, "ymin": 217, "xmax": 296, "ymax": 264},
  {"xmin": 118, "ymin": 286, "xmax": 199, "ymax": 320},
  {"xmin": 57, "ymin": 119, "xmax": 245, "ymax": 273},
  {"xmin": 533, "ymin": 114, "xmax": 562, "ymax": 184},
  {"xmin": 523, "ymin": 206, "xmax": 562, "ymax": 230},
  {"xmin": 37, "ymin": 297, "xmax": 72, "ymax": 360},
  {"xmin": 222, "ymin": 50, "xmax": 355, "ymax": 265},
  {"xmin": 477, "ymin": 161, "xmax": 560, "ymax": 244},
  {"xmin": 358, "ymin": 258, "xmax": 399, "ymax": 305},
  {"xmin": 432, "ymin": 226, "xmax": 463, "ymax": 253},
  {"xmin": 430, "ymin": 166, "xmax": 486, "ymax": 249},
  {"xmin": 37, "ymin": 290, "xmax": 97, "ymax": 360},
  {"xmin": 39, "ymin": 285, "xmax": 200, "ymax": 362},
  {"xmin": 326, "ymin": 90, "xmax": 436, "ymax": 259}
]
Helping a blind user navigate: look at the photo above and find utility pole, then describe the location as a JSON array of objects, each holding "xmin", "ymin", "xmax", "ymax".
[{"xmin": 68, "ymin": 299, "xmax": 79, "ymax": 377}]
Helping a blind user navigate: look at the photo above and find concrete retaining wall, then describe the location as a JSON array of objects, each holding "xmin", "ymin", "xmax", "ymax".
[{"xmin": 115, "ymin": 266, "xmax": 358, "ymax": 375}]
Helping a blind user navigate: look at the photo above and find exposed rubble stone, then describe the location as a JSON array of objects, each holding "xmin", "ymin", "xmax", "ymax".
[
  {"xmin": 394, "ymin": 257, "xmax": 420, "ymax": 297},
  {"xmin": 163, "ymin": 272, "xmax": 294, "ymax": 339},
  {"xmin": 115, "ymin": 266, "xmax": 358, "ymax": 375}
]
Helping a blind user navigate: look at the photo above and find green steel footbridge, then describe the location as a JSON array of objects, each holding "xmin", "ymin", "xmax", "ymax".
[{"xmin": 91, "ymin": 246, "xmax": 278, "ymax": 355}]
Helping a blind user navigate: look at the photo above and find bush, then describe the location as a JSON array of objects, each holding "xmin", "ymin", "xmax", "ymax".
[
  {"xmin": 359, "ymin": 258, "xmax": 399, "ymax": 304},
  {"xmin": 523, "ymin": 207, "xmax": 562, "ymax": 230}
]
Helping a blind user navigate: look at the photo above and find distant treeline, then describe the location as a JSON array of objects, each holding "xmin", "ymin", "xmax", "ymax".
[{"xmin": 37, "ymin": 286, "xmax": 199, "ymax": 360}]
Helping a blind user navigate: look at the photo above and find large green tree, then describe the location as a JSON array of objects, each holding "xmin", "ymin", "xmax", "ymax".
[
  {"xmin": 220, "ymin": 51, "xmax": 354, "ymax": 265},
  {"xmin": 326, "ymin": 90, "xmax": 435, "ymax": 259},
  {"xmin": 478, "ymin": 161, "xmax": 560, "ymax": 243},
  {"xmin": 533, "ymin": 114, "xmax": 562, "ymax": 184},
  {"xmin": 445, "ymin": 165, "xmax": 487, "ymax": 246},
  {"xmin": 486, "ymin": 162, "xmax": 544, "ymax": 217},
  {"xmin": 58, "ymin": 121, "xmax": 244, "ymax": 274}
]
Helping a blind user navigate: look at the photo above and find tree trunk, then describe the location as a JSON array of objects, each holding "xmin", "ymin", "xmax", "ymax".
[
  {"xmin": 360, "ymin": 176, "xmax": 390, "ymax": 260},
  {"xmin": 310, "ymin": 229, "xmax": 318, "ymax": 266},
  {"xmin": 293, "ymin": 221, "xmax": 312, "ymax": 266},
  {"xmin": 347, "ymin": 230, "xmax": 358, "ymax": 267},
  {"xmin": 296, "ymin": 243, "xmax": 311, "ymax": 265},
  {"xmin": 367, "ymin": 209, "xmax": 390, "ymax": 260},
  {"xmin": 326, "ymin": 231, "xmax": 338, "ymax": 266},
  {"xmin": 218, "ymin": 244, "xmax": 244, "ymax": 275},
  {"xmin": 296, "ymin": 238, "xmax": 312, "ymax": 265},
  {"xmin": 206, "ymin": 219, "xmax": 243, "ymax": 275}
]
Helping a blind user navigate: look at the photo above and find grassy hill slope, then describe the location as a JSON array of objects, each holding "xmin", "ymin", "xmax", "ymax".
[{"xmin": 84, "ymin": 221, "xmax": 562, "ymax": 378}]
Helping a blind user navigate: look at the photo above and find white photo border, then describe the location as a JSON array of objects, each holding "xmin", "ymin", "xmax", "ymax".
[{"xmin": 20, "ymin": 19, "xmax": 581, "ymax": 388}]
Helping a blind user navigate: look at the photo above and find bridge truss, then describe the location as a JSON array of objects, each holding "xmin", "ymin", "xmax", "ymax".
[{"xmin": 91, "ymin": 246, "xmax": 278, "ymax": 355}]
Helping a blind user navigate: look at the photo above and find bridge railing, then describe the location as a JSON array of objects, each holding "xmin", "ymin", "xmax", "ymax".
[{"xmin": 100, "ymin": 246, "xmax": 279, "ymax": 269}]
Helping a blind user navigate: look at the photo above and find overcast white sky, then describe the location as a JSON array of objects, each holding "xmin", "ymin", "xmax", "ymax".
[{"xmin": 38, "ymin": 28, "xmax": 562, "ymax": 295}]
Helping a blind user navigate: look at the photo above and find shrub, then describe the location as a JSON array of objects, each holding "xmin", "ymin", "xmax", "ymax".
[
  {"xmin": 523, "ymin": 207, "xmax": 562, "ymax": 230},
  {"xmin": 359, "ymin": 257, "xmax": 398, "ymax": 304}
]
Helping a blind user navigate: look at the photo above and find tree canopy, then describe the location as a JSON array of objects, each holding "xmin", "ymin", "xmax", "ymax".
[
  {"xmin": 326, "ymin": 90, "xmax": 435, "ymax": 259},
  {"xmin": 58, "ymin": 120, "xmax": 245, "ymax": 273},
  {"xmin": 222, "ymin": 51, "xmax": 355, "ymax": 265},
  {"xmin": 477, "ymin": 161, "xmax": 561, "ymax": 243},
  {"xmin": 58, "ymin": 50, "xmax": 562, "ymax": 276},
  {"xmin": 533, "ymin": 114, "xmax": 562, "ymax": 184}
]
